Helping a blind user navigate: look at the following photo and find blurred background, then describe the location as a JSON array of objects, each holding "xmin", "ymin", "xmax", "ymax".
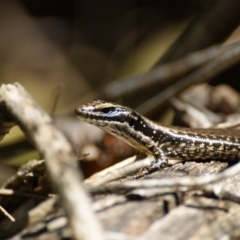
[{"xmin": 0, "ymin": 0, "xmax": 209, "ymax": 111}]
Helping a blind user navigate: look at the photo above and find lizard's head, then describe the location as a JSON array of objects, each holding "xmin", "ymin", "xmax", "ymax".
[
  {"xmin": 75, "ymin": 100, "xmax": 138, "ymax": 129},
  {"xmin": 75, "ymin": 100, "xmax": 149, "ymax": 148},
  {"xmin": 76, "ymin": 100, "xmax": 160, "ymax": 156}
]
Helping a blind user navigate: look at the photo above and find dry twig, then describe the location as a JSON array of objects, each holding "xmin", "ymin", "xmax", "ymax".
[{"xmin": 0, "ymin": 83, "xmax": 105, "ymax": 240}]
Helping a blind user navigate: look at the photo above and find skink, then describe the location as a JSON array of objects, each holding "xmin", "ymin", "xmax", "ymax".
[{"xmin": 75, "ymin": 100, "xmax": 240, "ymax": 174}]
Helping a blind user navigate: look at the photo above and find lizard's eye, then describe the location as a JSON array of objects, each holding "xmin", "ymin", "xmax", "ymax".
[
  {"xmin": 100, "ymin": 107, "xmax": 113, "ymax": 114},
  {"xmin": 129, "ymin": 117, "xmax": 136, "ymax": 128}
]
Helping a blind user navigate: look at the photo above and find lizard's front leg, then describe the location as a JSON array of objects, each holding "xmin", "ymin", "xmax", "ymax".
[{"xmin": 135, "ymin": 147, "xmax": 168, "ymax": 178}]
